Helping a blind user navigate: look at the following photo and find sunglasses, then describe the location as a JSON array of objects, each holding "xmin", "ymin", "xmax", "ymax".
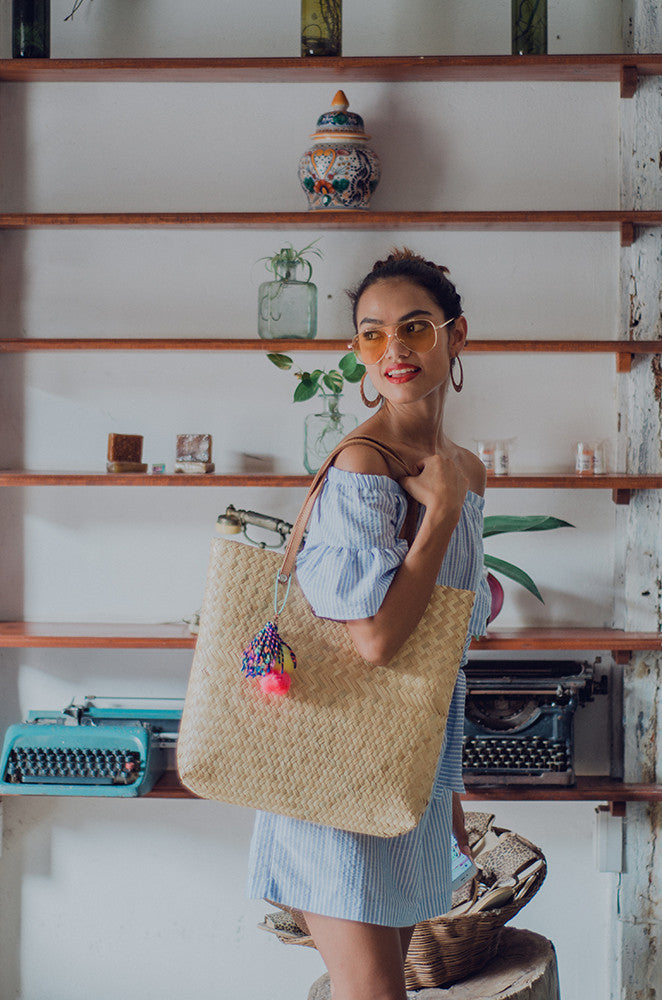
[{"xmin": 349, "ymin": 316, "xmax": 456, "ymax": 366}]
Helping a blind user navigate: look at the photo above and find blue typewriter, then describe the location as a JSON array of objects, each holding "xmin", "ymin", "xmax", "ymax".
[{"xmin": 0, "ymin": 697, "xmax": 182, "ymax": 797}]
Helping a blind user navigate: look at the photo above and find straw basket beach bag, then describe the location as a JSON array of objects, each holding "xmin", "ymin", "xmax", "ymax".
[{"xmin": 177, "ymin": 436, "xmax": 476, "ymax": 837}]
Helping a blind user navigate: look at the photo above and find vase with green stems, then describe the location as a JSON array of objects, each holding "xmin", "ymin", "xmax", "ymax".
[
  {"xmin": 511, "ymin": 0, "xmax": 547, "ymax": 55},
  {"xmin": 303, "ymin": 393, "xmax": 357, "ymax": 475},
  {"xmin": 267, "ymin": 351, "xmax": 364, "ymax": 473},
  {"xmin": 12, "ymin": 0, "xmax": 50, "ymax": 58},
  {"xmin": 483, "ymin": 514, "xmax": 573, "ymax": 622},
  {"xmin": 257, "ymin": 242, "xmax": 322, "ymax": 341}
]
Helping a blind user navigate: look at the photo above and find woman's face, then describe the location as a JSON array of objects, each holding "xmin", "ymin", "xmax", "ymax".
[{"xmin": 354, "ymin": 277, "xmax": 465, "ymax": 404}]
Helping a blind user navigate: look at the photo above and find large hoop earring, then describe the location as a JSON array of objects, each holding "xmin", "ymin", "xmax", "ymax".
[
  {"xmin": 360, "ymin": 372, "xmax": 382, "ymax": 408},
  {"xmin": 450, "ymin": 356, "xmax": 464, "ymax": 393}
]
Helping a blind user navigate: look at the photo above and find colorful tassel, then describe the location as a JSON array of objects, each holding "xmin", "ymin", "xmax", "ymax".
[{"xmin": 241, "ymin": 619, "xmax": 297, "ymax": 694}]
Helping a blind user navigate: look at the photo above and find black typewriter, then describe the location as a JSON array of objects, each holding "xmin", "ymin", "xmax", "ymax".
[{"xmin": 462, "ymin": 659, "xmax": 603, "ymax": 785}]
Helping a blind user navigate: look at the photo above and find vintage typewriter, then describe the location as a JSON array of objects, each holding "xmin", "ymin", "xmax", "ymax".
[
  {"xmin": 462, "ymin": 659, "xmax": 603, "ymax": 785},
  {"xmin": 0, "ymin": 697, "xmax": 182, "ymax": 797}
]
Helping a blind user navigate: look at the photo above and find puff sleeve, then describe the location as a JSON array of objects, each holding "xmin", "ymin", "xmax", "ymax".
[{"xmin": 295, "ymin": 467, "xmax": 410, "ymax": 620}]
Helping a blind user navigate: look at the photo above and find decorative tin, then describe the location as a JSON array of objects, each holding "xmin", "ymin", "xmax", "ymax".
[{"xmin": 298, "ymin": 90, "xmax": 381, "ymax": 210}]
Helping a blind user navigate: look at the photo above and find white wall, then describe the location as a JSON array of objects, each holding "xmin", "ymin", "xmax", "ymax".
[{"xmin": 0, "ymin": 2, "xmax": 628, "ymax": 998}]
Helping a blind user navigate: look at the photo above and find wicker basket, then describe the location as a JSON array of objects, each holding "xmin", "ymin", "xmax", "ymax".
[
  {"xmin": 260, "ymin": 815, "xmax": 546, "ymax": 991},
  {"xmin": 404, "ymin": 848, "xmax": 547, "ymax": 989}
]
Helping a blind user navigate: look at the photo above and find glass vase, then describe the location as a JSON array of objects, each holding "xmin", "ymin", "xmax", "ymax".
[
  {"xmin": 12, "ymin": 0, "xmax": 50, "ymax": 58},
  {"xmin": 303, "ymin": 394, "xmax": 356, "ymax": 474},
  {"xmin": 511, "ymin": 0, "xmax": 547, "ymax": 55},
  {"xmin": 258, "ymin": 276, "xmax": 317, "ymax": 340},
  {"xmin": 301, "ymin": 0, "xmax": 342, "ymax": 57}
]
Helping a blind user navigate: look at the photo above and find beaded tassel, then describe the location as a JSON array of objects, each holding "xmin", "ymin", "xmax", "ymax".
[{"xmin": 242, "ymin": 618, "xmax": 297, "ymax": 695}]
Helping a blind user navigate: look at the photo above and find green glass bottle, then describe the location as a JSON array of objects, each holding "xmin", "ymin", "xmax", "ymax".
[
  {"xmin": 12, "ymin": 0, "xmax": 50, "ymax": 58},
  {"xmin": 301, "ymin": 0, "xmax": 342, "ymax": 57},
  {"xmin": 511, "ymin": 0, "xmax": 547, "ymax": 55}
]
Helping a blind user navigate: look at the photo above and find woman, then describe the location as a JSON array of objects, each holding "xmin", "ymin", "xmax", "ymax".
[{"xmin": 248, "ymin": 248, "xmax": 491, "ymax": 1000}]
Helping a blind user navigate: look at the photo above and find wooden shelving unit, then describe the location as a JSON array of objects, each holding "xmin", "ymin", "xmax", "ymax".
[
  {"xmin": 3, "ymin": 50, "xmax": 661, "ymax": 808},
  {"xmin": 1, "ymin": 55, "xmax": 661, "ymax": 96}
]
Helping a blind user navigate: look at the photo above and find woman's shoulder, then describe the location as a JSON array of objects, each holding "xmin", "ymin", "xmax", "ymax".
[
  {"xmin": 332, "ymin": 441, "xmax": 392, "ymax": 477},
  {"xmin": 455, "ymin": 446, "xmax": 487, "ymax": 497}
]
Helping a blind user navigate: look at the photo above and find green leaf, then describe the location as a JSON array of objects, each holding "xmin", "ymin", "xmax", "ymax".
[
  {"xmin": 323, "ymin": 370, "xmax": 344, "ymax": 393},
  {"xmin": 483, "ymin": 515, "xmax": 573, "ymax": 538},
  {"xmin": 293, "ymin": 375, "xmax": 320, "ymax": 402},
  {"xmin": 267, "ymin": 352, "xmax": 293, "ymax": 370},
  {"xmin": 339, "ymin": 353, "xmax": 366, "ymax": 382},
  {"xmin": 483, "ymin": 554, "xmax": 544, "ymax": 603}
]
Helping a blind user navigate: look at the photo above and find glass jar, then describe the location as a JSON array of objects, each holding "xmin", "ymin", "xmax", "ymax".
[
  {"xmin": 258, "ymin": 259, "xmax": 317, "ymax": 340},
  {"xmin": 511, "ymin": 0, "xmax": 547, "ymax": 55},
  {"xmin": 303, "ymin": 394, "xmax": 357, "ymax": 474},
  {"xmin": 301, "ymin": 0, "xmax": 342, "ymax": 57},
  {"xmin": 12, "ymin": 0, "xmax": 50, "ymax": 58}
]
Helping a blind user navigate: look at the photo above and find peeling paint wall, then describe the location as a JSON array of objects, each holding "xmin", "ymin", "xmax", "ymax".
[{"xmin": 615, "ymin": 4, "xmax": 662, "ymax": 994}]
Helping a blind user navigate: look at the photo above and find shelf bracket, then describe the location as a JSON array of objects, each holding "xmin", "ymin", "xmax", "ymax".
[
  {"xmin": 611, "ymin": 649, "xmax": 632, "ymax": 665},
  {"xmin": 616, "ymin": 351, "xmax": 633, "ymax": 374},
  {"xmin": 620, "ymin": 221, "xmax": 635, "ymax": 247},
  {"xmin": 612, "ymin": 488, "xmax": 632, "ymax": 505},
  {"xmin": 610, "ymin": 800, "xmax": 626, "ymax": 818},
  {"xmin": 620, "ymin": 65, "xmax": 639, "ymax": 99}
]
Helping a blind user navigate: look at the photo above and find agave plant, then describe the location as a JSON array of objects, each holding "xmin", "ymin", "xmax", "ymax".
[{"xmin": 483, "ymin": 514, "xmax": 573, "ymax": 618}]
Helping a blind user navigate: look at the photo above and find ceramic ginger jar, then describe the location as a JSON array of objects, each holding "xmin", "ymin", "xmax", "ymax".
[{"xmin": 298, "ymin": 90, "xmax": 381, "ymax": 210}]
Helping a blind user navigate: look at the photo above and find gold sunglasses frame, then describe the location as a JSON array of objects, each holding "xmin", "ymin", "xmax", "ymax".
[{"xmin": 348, "ymin": 316, "xmax": 456, "ymax": 365}]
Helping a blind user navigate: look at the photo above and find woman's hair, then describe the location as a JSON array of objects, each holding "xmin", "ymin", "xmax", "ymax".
[{"xmin": 347, "ymin": 247, "xmax": 463, "ymax": 328}]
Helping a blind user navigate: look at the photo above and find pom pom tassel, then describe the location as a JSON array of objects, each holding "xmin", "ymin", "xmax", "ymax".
[{"xmin": 242, "ymin": 619, "xmax": 297, "ymax": 696}]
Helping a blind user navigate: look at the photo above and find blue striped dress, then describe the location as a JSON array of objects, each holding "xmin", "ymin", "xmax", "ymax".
[{"xmin": 247, "ymin": 467, "xmax": 491, "ymax": 926}]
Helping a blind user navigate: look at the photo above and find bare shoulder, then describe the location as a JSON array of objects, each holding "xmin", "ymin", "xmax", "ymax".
[
  {"xmin": 456, "ymin": 447, "xmax": 487, "ymax": 496},
  {"xmin": 333, "ymin": 442, "xmax": 391, "ymax": 476}
]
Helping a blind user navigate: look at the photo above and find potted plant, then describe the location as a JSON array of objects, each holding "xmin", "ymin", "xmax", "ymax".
[
  {"xmin": 267, "ymin": 351, "xmax": 364, "ymax": 473},
  {"xmin": 258, "ymin": 241, "xmax": 323, "ymax": 341},
  {"xmin": 483, "ymin": 514, "xmax": 573, "ymax": 621}
]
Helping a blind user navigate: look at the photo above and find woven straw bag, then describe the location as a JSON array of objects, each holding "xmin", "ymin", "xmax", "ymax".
[{"xmin": 177, "ymin": 436, "xmax": 475, "ymax": 837}]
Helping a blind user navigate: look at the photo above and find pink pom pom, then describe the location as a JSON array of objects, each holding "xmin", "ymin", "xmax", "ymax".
[{"xmin": 259, "ymin": 671, "xmax": 292, "ymax": 696}]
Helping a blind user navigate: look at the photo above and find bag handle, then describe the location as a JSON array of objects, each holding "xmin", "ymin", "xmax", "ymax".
[{"xmin": 278, "ymin": 435, "xmax": 418, "ymax": 583}]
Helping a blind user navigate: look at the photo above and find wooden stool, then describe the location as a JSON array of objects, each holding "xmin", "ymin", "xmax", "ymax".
[{"xmin": 307, "ymin": 927, "xmax": 560, "ymax": 1000}]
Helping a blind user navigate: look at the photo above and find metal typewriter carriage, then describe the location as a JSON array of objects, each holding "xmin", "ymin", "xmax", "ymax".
[
  {"xmin": 462, "ymin": 659, "xmax": 603, "ymax": 785},
  {"xmin": 0, "ymin": 697, "xmax": 182, "ymax": 797}
]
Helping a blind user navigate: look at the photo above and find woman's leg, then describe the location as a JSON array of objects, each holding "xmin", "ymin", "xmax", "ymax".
[{"xmin": 302, "ymin": 910, "xmax": 414, "ymax": 1000}]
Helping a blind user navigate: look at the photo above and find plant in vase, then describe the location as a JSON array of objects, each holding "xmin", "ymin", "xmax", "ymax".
[
  {"xmin": 258, "ymin": 241, "xmax": 323, "ymax": 341},
  {"xmin": 482, "ymin": 514, "xmax": 573, "ymax": 623},
  {"xmin": 267, "ymin": 351, "xmax": 365, "ymax": 473}
]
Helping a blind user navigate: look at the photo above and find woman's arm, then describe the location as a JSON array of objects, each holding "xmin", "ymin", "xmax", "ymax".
[{"xmin": 334, "ymin": 444, "xmax": 468, "ymax": 665}]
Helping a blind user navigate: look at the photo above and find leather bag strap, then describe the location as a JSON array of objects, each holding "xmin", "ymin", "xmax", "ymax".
[{"xmin": 278, "ymin": 435, "xmax": 419, "ymax": 581}]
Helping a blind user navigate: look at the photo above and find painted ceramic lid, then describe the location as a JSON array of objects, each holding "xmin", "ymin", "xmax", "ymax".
[{"xmin": 310, "ymin": 90, "xmax": 371, "ymax": 142}]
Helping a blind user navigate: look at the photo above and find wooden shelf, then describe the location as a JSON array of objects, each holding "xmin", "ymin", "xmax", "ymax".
[
  {"xmin": 1, "ymin": 55, "xmax": 661, "ymax": 96},
  {"xmin": 1, "ymin": 621, "xmax": 659, "ymax": 655},
  {"xmin": 0, "ymin": 621, "xmax": 196, "ymax": 649},
  {"xmin": 2, "ymin": 336, "xmax": 661, "ymax": 367},
  {"xmin": 0, "ymin": 211, "xmax": 660, "ymax": 244},
  {"xmin": 1, "ymin": 471, "xmax": 660, "ymax": 499},
  {"xmin": 146, "ymin": 770, "xmax": 662, "ymax": 804}
]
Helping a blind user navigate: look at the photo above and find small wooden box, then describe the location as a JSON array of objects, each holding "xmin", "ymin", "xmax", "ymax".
[{"xmin": 107, "ymin": 434, "xmax": 144, "ymax": 463}]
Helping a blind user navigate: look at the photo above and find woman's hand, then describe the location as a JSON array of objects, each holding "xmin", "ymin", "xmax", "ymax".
[{"xmin": 400, "ymin": 453, "xmax": 468, "ymax": 525}]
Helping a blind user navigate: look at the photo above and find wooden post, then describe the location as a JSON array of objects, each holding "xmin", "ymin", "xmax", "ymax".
[{"xmin": 614, "ymin": 3, "xmax": 662, "ymax": 996}]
